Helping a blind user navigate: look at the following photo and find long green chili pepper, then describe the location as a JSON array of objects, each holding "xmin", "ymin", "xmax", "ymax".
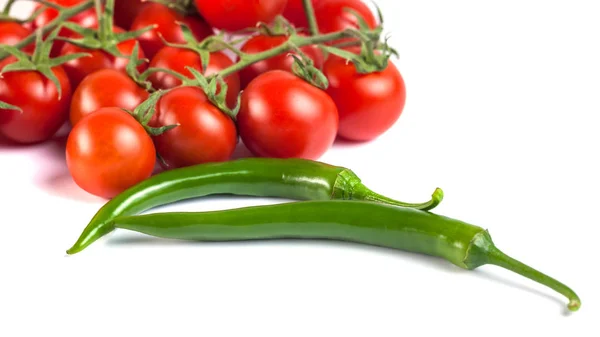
[
  {"xmin": 66, "ymin": 158, "xmax": 443, "ymax": 254},
  {"xmin": 108, "ymin": 201, "xmax": 580, "ymax": 312}
]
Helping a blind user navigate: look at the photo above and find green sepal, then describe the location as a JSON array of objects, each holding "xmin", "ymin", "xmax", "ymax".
[
  {"xmin": 290, "ymin": 53, "xmax": 329, "ymax": 90},
  {"xmin": 0, "ymin": 100, "xmax": 22, "ymax": 112},
  {"xmin": 0, "ymin": 27, "xmax": 90, "ymax": 98},
  {"xmin": 186, "ymin": 67, "xmax": 240, "ymax": 119},
  {"xmin": 125, "ymin": 42, "xmax": 152, "ymax": 91},
  {"xmin": 128, "ymin": 90, "xmax": 179, "ymax": 136}
]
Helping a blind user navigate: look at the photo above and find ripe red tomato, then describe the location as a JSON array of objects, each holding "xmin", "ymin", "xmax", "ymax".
[
  {"xmin": 148, "ymin": 46, "xmax": 240, "ymax": 108},
  {"xmin": 323, "ymin": 51, "xmax": 406, "ymax": 141},
  {"xmin": 70, "ymin": 69, "xmax": 149, "ymax": 126},
  {"xmin": 237, "ymin": 34, "xmax": 324, "ymax": 89},
  {"xmin": 114, "ymin": 0, "xmax": 147, "ymax": 30},
  {"xmin": 66, "ymin": 107, "xmax": 156, "ymax": 199},
  {"xmin": 238, "ymin": 70, "xmax": 338, "ymax": 159},
  {"xmin": 0, "ymin": 58, "xmax": 71, "ymax": 144},
  {"xmin": 0, "ymin": 22, "xmax": 32, "ymax": 49},
  {"xmin": 283, "ymin": 0, "xmax": 321, "ymax": 28},
  {"xmin": 150, "ymin": 86, "xmax": 238, "ymax": 169},
  {"xmin": 58, "ymin": 26, "xmax": 146, "ymax": 87},
  {"xmin": 30, "ymin": 0, "xmax": 98, "ymax": 56},
  {"xmin": 315, "ymin": 0, "xmax": 376, "ymax": 34},
  {"xmin": 131, "ymin": 3, "xmax": 213, "ymax": 59},
  {"xmin": 194, "ymin": 0, "xmax": 287, "ymax": 31}
]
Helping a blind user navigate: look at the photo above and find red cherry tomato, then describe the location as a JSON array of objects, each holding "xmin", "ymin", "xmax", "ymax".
[
  {"xmin": 323, "ymin": 50, "xmax": 406, "ymax": 141},
  {"xmin": 0, "ymin": 22, "xmax": 33, "ymax": 51},
  {"xmin": 114, "ymin": 0, "xmax": 148, "ymax": 30},
  {"xmin": 148, "ymin": 46, "xmax": 240, "ymax": 108},
  {"xmin": 66, "ymin": 107, "xmax": 156, "ymax": 199},
  {"xmin": 130, "ymin": 3, "xmax": 213, "ymax": 60},
  {"xmin": 30, "ymin": 0, "xmax": 98, "ymax": 56},
  {"xmin": 238, "ymin": 70, "xmax": 338, "ymax": 160},
  {"xmin": 315, "ymin": 0, "xmax": 376, "ymax": 34},
  {"xmin": 69, "ymin": 69, "xmax": 149, "ymax": 126},
  {"xmin": 283, "ymin": 0, "xmax": 321, "ymax": 28},
  {"xmin": 237, "ymin": 34, "xmax": 324, "ymax": 89},
  {"xmin": 194, "ymin": 0, "xmax": 287, "ymax": 31},
  {"xmin": 58, "ymin": 25, "xmax": 146, "ymax": 87},
  {"xmin": 150, "ymin": 86, "xmax": 238, "ymax": 169},
  {"xmin": 0, "ymin": 58, "xmax": 71, "ymax": 144}
]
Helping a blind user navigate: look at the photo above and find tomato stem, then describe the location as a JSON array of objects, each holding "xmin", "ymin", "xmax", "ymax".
[
  {"xmin": 218, "ymin": 28, "xmax": 378, "ymax": 78},
  {"xmin": 0, "ymin": 0, "xmax": 95, "ymax": 61},
  {"xmin": 302, "ymin": 0, "xmax": 320, "ymax": 36}
]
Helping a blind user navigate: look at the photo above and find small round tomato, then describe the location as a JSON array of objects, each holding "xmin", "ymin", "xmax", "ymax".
[
  {"xmin": 131, "ymin": 3, "xmax": 213, "ymax": 60},
  {"xmin": 150, "ymin": 86, "xmax": 237, "ymax": 169},
  {"xmin": 238, "ymin": 34, "xmax": 324, "ymax": 89},
  {"xmin": 30, "ymin": 0, "xmax": 98, "ymax": 56},
  {"xmin": 283, "ymin": 0, "xmax": 321, "ymax": 28},
  {"xmin": 323, "ymin": 51, "xmax": 406, "ymax": 141},
  {"xmin": 59, "ymin": 26, "xmax": 146, "ymax": 87},
  {"xmin": 194, "ymin": 0, "xmax": 287, "ymax": 31},
  {"xmin": 238, "ymin": 70, "xmax": 338, "ymax": 159},
  {"xmin": 0, "ymin": 22, "xmax": 32, "ymax": 50},
  {"xmin": 315, "ymin": 0, "xmax": 376, "ymax": 34},
  {"xmin": 70, "ymin": 69, "xmax": 149, "ymax": 126},
  {"xmin": 0, "ymin": 58, "xmax": 71, "ymax": 144},
  {"xmin": 148, "ymin": 47, "xmax": 240, "ymax": 108},
  {"xmin": 114, "ymin": 0, "xmax": 147, "ymax": 30},
  {"xmin": 66, "ymin": 107, "xmax": 156, "ymax": 199}
]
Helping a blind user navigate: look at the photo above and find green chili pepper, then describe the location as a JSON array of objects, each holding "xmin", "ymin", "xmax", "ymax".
[
  {"xmin": 107, "ymin": 201, "xmax": 580, "ymax": 312},
  {"xmin": 66, "ymin": 158, "xmax": 443, "ymax": 255}
]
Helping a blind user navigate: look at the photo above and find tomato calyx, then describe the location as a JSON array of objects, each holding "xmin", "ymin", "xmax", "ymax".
[
  {"xmin": 57, "ymin": 0, "xmax": 154, "ymax": 57},
  {"xmin": 187, "ymin": 67, "xmax": 241, "ymax": 120},
  {"xmin": 289, "ymin": 53, "xmax": 328, "ymax": 89},
  {"xmin": 124, "ymin": 42, "xmax": 154, "ymax": 91},
  {"xmin": 127, "ymin": 90, "xmax": 178, "ymax": 136},
  {"xmin": 321, "ymin": 34, "xmax": 397, "ymax": 74},
  {"xmin": 0, "ymin": 28, "xmax": 89, "ymax": 98}
]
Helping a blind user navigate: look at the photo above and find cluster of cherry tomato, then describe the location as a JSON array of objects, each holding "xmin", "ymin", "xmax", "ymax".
[{"xmin": 0, "ymin": 0, "xmax": 406, "ymax": 199}]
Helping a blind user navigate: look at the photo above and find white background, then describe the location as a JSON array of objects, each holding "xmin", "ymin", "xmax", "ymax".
[{"xmin": 1, "ymin": 0, "xmax": 599, "ymax": 336}]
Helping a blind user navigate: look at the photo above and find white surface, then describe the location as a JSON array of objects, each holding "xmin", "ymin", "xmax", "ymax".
[{"xmin": 1, "ymin": 0, "xmax": 599, "ymax": 336}]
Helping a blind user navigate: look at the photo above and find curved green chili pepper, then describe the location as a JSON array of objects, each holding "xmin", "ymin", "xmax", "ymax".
[
  {"xmin": 66, "ymin": 158, "xmax": 443, "ymax": 255},
  {"xmin": 108, "ymin": 201, "xmax": 580, "ymax": 312}
]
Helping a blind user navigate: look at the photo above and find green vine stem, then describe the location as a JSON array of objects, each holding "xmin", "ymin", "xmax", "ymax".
[
  {"xmin": 218, "ymin": 28, "xmax": 380, "ymax": 78},
  {"xmin": 302, "ymin": 0, "xmax": 319, "ymax": 35},
  {"xmin": 0, "ymin": 0, "xmax": 94, "ymax": 61}
]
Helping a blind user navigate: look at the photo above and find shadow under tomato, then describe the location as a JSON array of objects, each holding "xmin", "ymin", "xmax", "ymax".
[
  {"xmin": 332, "ymin": 135, "xmax": 370, "ymax": 149},
  {"xmin": 231, "ymin": 141, "xmax": 254, "ymax": 160}
]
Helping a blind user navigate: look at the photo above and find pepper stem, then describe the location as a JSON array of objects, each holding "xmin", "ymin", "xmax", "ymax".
[
  {"xmin": 487, "ymin": 248, "xmax": 581, "ymax": 312},
  {"xmin": 352, "ymin": 184, "xmax": 444, "ymax": 212}
]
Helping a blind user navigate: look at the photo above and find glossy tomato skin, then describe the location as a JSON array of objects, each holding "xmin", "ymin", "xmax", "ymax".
[
  {"xmin": 283, "ymin": 0, "xmax": 320, "ymax": 28},
  {"xmin": 315, "ymin": 0, "xmax": 376, "ymax": 34},
  {"xmin": 59, "ymin": 26, "xmax": 146, "ymax": 87},
  {"xmin": 30, "ymin": 0, "xmax": 98, "ymax": 56},
  {"xmin": 114, "ymin": 0, "xmax": 147, "ymax": 30},
  {"xmin": 0, "ymin": 22, "xmax": 33, "ymax": 51},
  {"xmin": 195, "ymin": 0, "xmax": 287, "ymax": 31},
  {"xmin": 238, "ymin": 34, "xmax": 324, "ymax": 89},
  {"xmin": 70, "ymin": 69, "xmax": 149, "ymax": 126},
  {"xmin": 131, "ymin": 3, "xmax": 213, "ymax": 60},
  {"xmin": 151, "ymin": 86, "xmax": 238, "ymax": 169},
  {"xmin": 238, "ymin": 70, "xmax": 338, "ymax": 160},
  {"xmin": 0, "ymin": 59, "xmax": 71, "ymax": 144},
  {"xmin": 323, "ymin": 52, "xmax": 406, "ymax": 141},
  {"xmin": 66, "ymin": 107, "xmax": 156, "ymax": 199},
  {"xmin": 148, "ymin": 47, "xmax": 240, "ymax": 108}
]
